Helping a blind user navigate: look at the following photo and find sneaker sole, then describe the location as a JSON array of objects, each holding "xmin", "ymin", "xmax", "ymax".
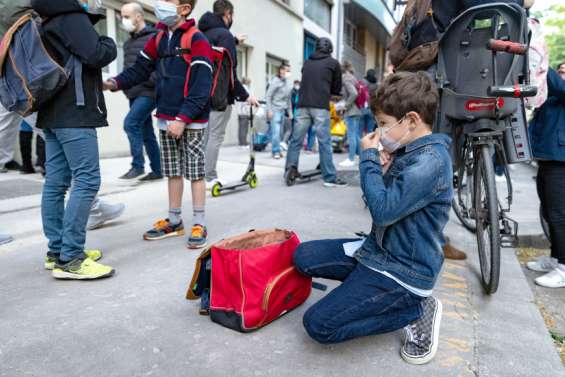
[
  {"xmin": 187, "ymin": 242, "xmax": 207, "ymax": 250},
  {"xmin": 52, "ymin": 269, "xmax": 115, "ymax": 280},
  {"xmin": 401, "ymin": 298, "xmax": 443, "ymax": 365},
  {"xmin": 323, "ymin": 183, "xmax": 349, "ymax": 188},
  {"xmin": 143, "ymin": 230, "xmax": 185, "ymax": 241}
]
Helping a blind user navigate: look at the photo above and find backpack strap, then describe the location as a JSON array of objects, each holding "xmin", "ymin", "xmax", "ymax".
[{"xmin": 180, "ymin": 27, "xmax": 200, "ymax": 64}]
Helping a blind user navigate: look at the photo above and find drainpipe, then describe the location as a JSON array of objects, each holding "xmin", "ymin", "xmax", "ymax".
[{"xmin": 337, "ymin": 0, "xmax": 346, "ymax": 61}]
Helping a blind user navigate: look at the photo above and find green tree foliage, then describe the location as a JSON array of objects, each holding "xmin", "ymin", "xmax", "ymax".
[{"xmin": 540, "ymin": 5, "xmax": 565, "ymax": 69}]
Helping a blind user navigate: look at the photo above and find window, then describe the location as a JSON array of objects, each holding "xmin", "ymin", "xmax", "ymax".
[
  {"xmin": 265, "ymin": 55, "xmax": 285, "ymax": 90},
  {"xmin": 344, "ymin": 19, "xmax": 359, "ymax": 50},
  {"xmin": 304, "ymin": 0, "xmax": 331, "ymax": 32},
  {"xmin": 237, "ymin": 47, "xmax": 248, "ymax": 81},
  {"xmin": 304, "ymin": 33, "xmax": 317, "ymax": 61}
]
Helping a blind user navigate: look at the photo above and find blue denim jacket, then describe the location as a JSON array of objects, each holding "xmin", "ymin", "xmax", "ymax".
[{"xmin": 355, "ymin": 134, "xmax": 453, "ymax": 290}]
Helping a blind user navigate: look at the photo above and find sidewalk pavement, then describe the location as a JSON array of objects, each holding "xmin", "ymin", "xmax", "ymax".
[{"xmin": 0, "ymin": 147, "xmax": 562, "ymax": 377}]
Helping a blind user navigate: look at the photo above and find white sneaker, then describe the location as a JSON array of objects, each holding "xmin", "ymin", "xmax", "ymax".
[
  {"xmin": 280, "ymin": 142, "xmax": 288, "ymax": 151},
  {"xmin": 535, "ymin": 266, "xmax": 565, "ymax": 288},
  {"xmin": 339, "ymin": 159, "xmax": 356, "ymax": 168},
  {"xmin": 87, "ymin": 200, "xmax": 125, "ymax": 231},
  {"xmin": 527, "ymin": 256, "xmax": 558, "ymax": 273}
]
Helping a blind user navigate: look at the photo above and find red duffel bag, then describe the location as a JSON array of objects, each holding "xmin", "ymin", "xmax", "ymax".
[{"xmin": 186, "ymin": 229, "xmax": 312, "ymax": 332}]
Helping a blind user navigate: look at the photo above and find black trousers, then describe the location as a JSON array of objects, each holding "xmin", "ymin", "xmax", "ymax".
[{"xmin": 537, "ymin": 161, "xmax": 565, "ymax": 264}]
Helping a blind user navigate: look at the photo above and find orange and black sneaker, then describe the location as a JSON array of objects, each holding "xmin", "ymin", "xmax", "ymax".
[
  {"xmin": 143, "ymin": 219, "xmax": 185, "ymax": 241},
  {"xmin": 187, "ymin": 224, "xmax": 208, "ymax": 249}
]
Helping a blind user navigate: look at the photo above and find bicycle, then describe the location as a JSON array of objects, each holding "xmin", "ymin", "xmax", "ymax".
[{"xmin": 436, "ymin": 4, "xmax": 536, "ymax": 294}]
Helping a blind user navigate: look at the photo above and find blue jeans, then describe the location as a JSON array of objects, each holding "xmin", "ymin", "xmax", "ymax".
[
  {"xmin": 286, "ymin": 108, "xmax": 337, "ymax": 183},
  {"xmin": 124, "ymin": 96, "xmax": 161, "ymax": 174},
  {"xmin": 345, "ymin": 115, "xmax": 361, "ymax": 162},
  {"xmin": 293, "ymin": 239, "xmax": 423, "ymax": 344},
  {"xmin": 270, "ymin": 110, "xmax": 285, "ymax": 155},
  {"xmin": 42, "ymin": 128, "xmax": 101, "ymax": 262},
  {"xmin": 360, "ymin": 107, "xmax": 376, "ymax": 133},
  {"xmin": 306, "ymin": 126, "xmax": 316, "ymax": 151}
]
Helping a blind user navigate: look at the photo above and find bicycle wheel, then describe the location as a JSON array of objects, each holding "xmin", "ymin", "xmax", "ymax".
[
  {"xmin": 452, "ymin": 168, "xmax": 477, "ymax": 233},
  {"xmin": 540, "ymin": 205, "xmax": 551, "ymax": 241},
  {"xmin": 474, "ymin": 144, "xmax": 501, "ymax": 294}
]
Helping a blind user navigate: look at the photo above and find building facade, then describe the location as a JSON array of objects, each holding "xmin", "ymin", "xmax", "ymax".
[{"xmin": 96, "ymin": 0, "xmax": 402, "ymax": 158}]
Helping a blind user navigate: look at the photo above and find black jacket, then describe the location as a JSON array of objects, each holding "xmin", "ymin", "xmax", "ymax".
[
  {"xmin": 297, "ymin": 52, "xmax": 342, "ymax": 110},
  {"xmin": 31, "ymin": 0, "xmax": 117, "ymax": 129},
  {"xmin": 123, "ymin": 26, "xmax": 157, "ymax": 100},
  {"xmin": 198, "ymin": 12, "xmax": 248, "ymax": 106}
]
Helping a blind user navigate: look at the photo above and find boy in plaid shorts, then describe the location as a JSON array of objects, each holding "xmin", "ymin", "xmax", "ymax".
[{"xmin": 105, "ymin": 0, "xmax": 212, "ymax": 249}]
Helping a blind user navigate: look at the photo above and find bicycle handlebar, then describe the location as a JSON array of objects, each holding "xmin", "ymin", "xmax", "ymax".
[
  {"xmin": 487, "ymin": 39, "xmax": 527, "ymax": 55},
  {"xmin": 487, "ymin": 84, "xmax": 538, "ymax": 98}
]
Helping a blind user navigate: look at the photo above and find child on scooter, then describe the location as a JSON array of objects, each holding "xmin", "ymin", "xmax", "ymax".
[{"xmin": 293, "ymin": 71, "xmax": 453, "ymax": 365}]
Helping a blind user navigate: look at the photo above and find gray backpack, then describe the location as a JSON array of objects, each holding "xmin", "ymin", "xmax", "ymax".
[{"xmin": 0, "ymin": 13, "xmax": 84, "ymax": 116}]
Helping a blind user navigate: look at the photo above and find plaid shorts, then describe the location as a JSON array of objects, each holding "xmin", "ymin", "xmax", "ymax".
[{"xmin": 159, "ymin": 129, "xmax": 205, "ymax": 181}]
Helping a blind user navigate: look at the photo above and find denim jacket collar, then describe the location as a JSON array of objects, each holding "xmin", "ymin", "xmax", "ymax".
[{"xmin": 403, "ymin": 133, "xmax": 451, "ymax": 154}]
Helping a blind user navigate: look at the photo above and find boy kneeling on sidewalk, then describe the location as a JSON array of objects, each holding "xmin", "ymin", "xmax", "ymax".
[
  {"xmin": 294, "ymin": 72, "xmax": 453, "ymax": 365},
  {"xmin": 105, "ymin": 0, "xmax": 212, "ymax": 249}
]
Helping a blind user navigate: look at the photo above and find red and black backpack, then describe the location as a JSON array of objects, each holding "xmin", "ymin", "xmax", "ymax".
[{"xmin": 155, "ymin": 26, "xmax": 234, "ymax": 112}]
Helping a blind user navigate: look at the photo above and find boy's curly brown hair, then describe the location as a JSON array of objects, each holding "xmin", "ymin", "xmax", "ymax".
[{"xmin": 371, "ymin": 71, "xmax": 439, "ymax": 126}]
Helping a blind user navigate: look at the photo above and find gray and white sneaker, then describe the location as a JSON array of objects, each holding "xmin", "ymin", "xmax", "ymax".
[
  {"xmin": 87, "ymin": 199, "xmax": 126, "ymax": 231},
  {"xmin": 401, "ymin": 296, "xmax": 443, "ymax": 365},
  {"xmin": 527, "ymin": 256, "xmax": 558, "ymax": 273},
  {"xmin": 323, "ymin": 178, "xmax": 349, "ymax": 188}
]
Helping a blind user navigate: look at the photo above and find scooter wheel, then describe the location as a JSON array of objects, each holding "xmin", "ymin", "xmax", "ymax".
[
  {"xmin": 285, "ymin": 169, "xmax": 297, "ymax": 187},
  {"xmin": 211, "ymin": 183, "xmax": 222, "ymax": 197},
  {"xmin": 249, "ymin": 173, "xmax": 258, "ymax": 189}
]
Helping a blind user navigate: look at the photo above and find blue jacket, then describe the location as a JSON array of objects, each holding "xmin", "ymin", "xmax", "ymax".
[
  {"xmin": 530, "ymin": 69, "xmax": 565, "ymax": 162},
  {"xmin": 355, "ymin": 134, "xmax": 453, "ymax": 290},
  {"xmin": 114, "ymin": 20, "xmax": 212, "ymax": 124}
]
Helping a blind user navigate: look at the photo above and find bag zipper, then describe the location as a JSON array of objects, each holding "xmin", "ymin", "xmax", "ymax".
[{"xmin": 261, "ymin": 267, "xmax": 295, "ymax": 311}]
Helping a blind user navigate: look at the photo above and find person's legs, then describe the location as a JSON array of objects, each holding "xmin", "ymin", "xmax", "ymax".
[
  {"xmin": 362, "ymin": 107, "xmax": 376, "ymax": 134},
  {"xmin": 124, "ymin": 97, "xmax": 153, "ymax": 174},
  {"xmin": 19, "ymin": 130, "xmax": 34, "ymax": 173},
  {"xmin": 535, "ymin": 162, "xmax": 565, "ymax": 287},
  {"xmin": 294, "ymin": 238, "xmax": 359, "ymax": 281},
  {"xmin": 35, "ymin": 134, "xmax": 45, "ymax": 170},
  {"xmin": 285, "ymin": 108, "xmax": 311, "ymax": 172},
  {"xmin": 271, "ymin": 111, "xmax": 284, "ymax": 156},
  {"xmin": 204, "ymin": 106, "xmax": 233, "ymax": 181},
  {"xmin": 306, "ymin": 126, "xmax": 316, "ymax": 151},
  {"xmin": 0, "ymin": 104, "xmax": 21, "ymax": 171},
  {"xmin": 41, "ymin": 129, "xmax": 72, "ymax": 255},
  {"xmin": 344, "ymin": 116, "xmax": 361, "ymax": 162},
  {"xmin": 312, "ymin": 109, "xmax": 337, "ymax": 183},
  {"xmin": 140, "ymin": 104, "xmax": 162, "ymax": 176},
  {"xmin": 302, "ymin": 263, "xmax": 423, "ymax": 344},
  {"xmin": 56, "ymin": 128, "xmax": 101, "ymax": 262}
]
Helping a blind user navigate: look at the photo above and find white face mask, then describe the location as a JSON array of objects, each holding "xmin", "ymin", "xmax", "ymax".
[
  {"xmin": 285, "ymin": 72, "xmax": 292, "ymax": 79},
  {"xmin": 379, "ymin": 117, "xmax": 412, "ymax": 153},
  {"xmin": 155, "ymin": 1, "xmax": 180, "ymax": 27},
  {"xmin": 121, "ymin": 18, "xmax": 136, "ymax": 33}
]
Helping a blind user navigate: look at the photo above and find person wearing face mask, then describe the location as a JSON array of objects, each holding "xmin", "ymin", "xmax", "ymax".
[
  {"xmin": 118, "ymin": 2, "xmax": 162, "ymax": 183},
  {"xmin": 265, "ymin": 63, "xmax": 293, "ymax": 159},
  {"xmin": 293, "ymin": 72, "xmax": 453, "ymax": 365},
  {"xmin": 105, "ymin": 0, "xmax": 213, "ymax": 250},
  {"xmin": 198, "ymin": 0, "xmax": 259, "ymax": 185},
  {"xmin": 30, "ymin": 0, "xmax": 117, "ymax": 280}
]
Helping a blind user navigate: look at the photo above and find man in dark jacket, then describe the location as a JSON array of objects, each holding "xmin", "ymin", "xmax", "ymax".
[
  {"xmin": 285, "ymin": 37, "xmax": 347, "ymax": 187},
  {"xmin": 118, "ymin": 2, "xmax": 162, "ymax": 182},
  {"xmin": 198, "ymin": 0, "xmax": 258, "ymax": 184},
  {"xmin": 31, "ymin": 0, "xmax": 117, "ymax": 280}
]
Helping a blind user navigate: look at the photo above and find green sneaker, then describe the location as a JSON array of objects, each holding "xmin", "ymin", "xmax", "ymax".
[
  {"xmin": 44, "ymin": 249, "xmax": 103, "ymax": 270},
  {"xmin": 52, "ymin": 257, "xmax": 114, "ymax": 280}
]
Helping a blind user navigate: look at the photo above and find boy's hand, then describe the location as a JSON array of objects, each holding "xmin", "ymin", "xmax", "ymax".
[
  {"xmin": 380, "ymin": 151, "xmax": 394, "ymax": 174},
  {"xmin": 167, "ymin": 121, "xmax": 185, "ymax": 139},
  {"xmin": 361, "ymin": 130, "xmax": 381, "ymax": 151},
  {"xmin": 103, "ymin": 79, "xmax": 117, "ymax": 91}
]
